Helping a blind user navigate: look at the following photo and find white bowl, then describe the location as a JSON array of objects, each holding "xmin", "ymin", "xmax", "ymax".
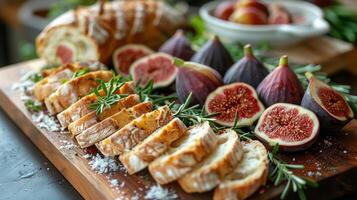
[{"xmin": 200, "ymin": 0, "xmax": 330, "ymax": 46}]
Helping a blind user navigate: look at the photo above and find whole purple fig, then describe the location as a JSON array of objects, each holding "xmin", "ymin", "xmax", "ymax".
[
  {"xmin": 257, "ymin": 55, "xmax": 304, "ymax": 107},
  {"xmin": 301, "ymin": 72, "xmax": 354, "ymax": 134},
  {"xmin": 174, "ymin": 59, "xmax": 223, "ymax": 106},
  {"xmin": 191, "ymin": 35, "xmax": 234, "ymax": 76},
  {"xmin": 159, "ymin": 30, "xmax": 195, "ymax": 61},
  {"xmin": 224, "ymin": 44, "xmax": 269, "ymax": 88}
]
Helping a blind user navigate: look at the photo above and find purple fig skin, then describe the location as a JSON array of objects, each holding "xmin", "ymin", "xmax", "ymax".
[
  {"xmin": 257, "ymin": 56, "xmax": 304, "ymax": 107},
  {"xmin": 224, "ymin": 44, "xmax": 269, "ymax": 88},
  {"xmin": 301, "ymin": 74, "xmax": 354, "ymax": 134},
  {"xmin": 175, "ymin": 61, "xmax": 223, "ymax": 106},
  {"xmin": 159, "ymin": 30, "xmax": 195, "ymax": 61},
  {"xmin": 190, "ymin": 35, "xmax": 234, "ymax": 76}
]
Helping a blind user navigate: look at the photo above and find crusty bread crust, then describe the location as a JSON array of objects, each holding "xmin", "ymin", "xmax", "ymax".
[
  {"xmin": 67, "ymin": 94, "xmax": 140, "ymax": 137},
  {"xmin": 34, "ymin": 61, "xmax": 107, "ymax": 101},
  {"xmin": 57, "ymin": 81, "xmax": 135, "ymax": 127},
  {"xmin": 148, "ymin": 122, "xmax": 218, "ymax": 185},
  {"xmin": 96, "ymin": 106, "xmax": 173, "ymax": 157},
  {"xmin": 178, "ymin": 130, "xmax": 243, "ymax": 193},
  {"xmin": 213, "ymin": 140, "xmax": 268, "ymax": 200},
  {"xmin": 36, "ymin": 0, "xmax": 185, "ymax": 65},
  {"xmin": 76, "ymin": 102, "xmax": 152, "ymax": 148},
  {"xmin": 44, "ymin": 71, "xmax": 113, "ymax": 115},
  {"xmin": 120, "ymin": 118, "xmax": 187, "ymax": 174}
]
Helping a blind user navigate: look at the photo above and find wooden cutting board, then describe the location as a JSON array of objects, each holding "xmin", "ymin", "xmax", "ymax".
[{"xmin": 0, "ymin": 60, "xmax": 356, "ymax": 200}]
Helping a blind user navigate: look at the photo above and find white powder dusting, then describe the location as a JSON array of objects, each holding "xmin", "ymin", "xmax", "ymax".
[
  {"xmin": 83, "ymin": 154, "xmax": 92, "ymax": 159},
  {"xmin": 323, "ymin": 139, "xmax": 332, "ymax": 147},
  {"xmin": 88, "ymin": 154, "xmax": 120, "ymax": 174},
  {"xmin": 32, "ymin": 111, "xmax": 61, "ymax": 132},
  {"xmin": 59, "ymin": 140, "xmax": 77, "ymax": 150},
  {"xmin": 144, "ymin": 184, "xmax": 177, "ymax": 200},
  {"xmin": 131, "ymin": 195, "xmax": 139, "ymax": 200},
  {"xmin": 12, "ymin": 71, "xmax": 36, "ymax": 94},
  {"xmin": 110, "ymin": 179, "xmax": 119, "ymax": 187}
]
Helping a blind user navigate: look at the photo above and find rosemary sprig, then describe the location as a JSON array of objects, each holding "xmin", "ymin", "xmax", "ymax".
[
  {"xmin": 89, "ymin": 77, "xmax": 125, "ymax": 115},
  {"xmin": 24, "ymin": 99, "xmax": 43, "ymax": 112},
  {"xmin": 72, "ymin": 67, "xmax": 90, "ymax": 78},
  {"xmin": 170, "ymin": 93, "xmax": 217, "ymax": 126},
  {"xmin": 269, "ymin": 144, "xmax": 318, "ymax": 200},
  {"xmin": 28, "ymin": 72, "xmax": 43, "ymax": 83}
]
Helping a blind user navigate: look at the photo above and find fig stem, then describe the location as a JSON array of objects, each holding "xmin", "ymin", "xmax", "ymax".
[
  {"xmin": 305, "ymin": 71, "xmax": 314, "ymax": 79},
  {"xmin": 173, "ymin": 58, "xmax": 185, "ymax": 67},
  {"xmin": 244, "ymin": 44, "xmax": 254, "ymax": 57},
  {"xmin": 279, "ymin": 55, "xmax": 289, "ymax": 67}
]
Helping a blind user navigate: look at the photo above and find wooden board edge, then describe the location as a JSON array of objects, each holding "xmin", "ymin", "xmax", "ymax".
[{"xmin": 0, "ymin": 88, "xmax": 110, "ymax": 200}]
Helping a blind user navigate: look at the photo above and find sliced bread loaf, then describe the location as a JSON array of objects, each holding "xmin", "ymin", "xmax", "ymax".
[
  {"xmin": 213, "ymin": 140, "xmax": 268, "ymax": 200},
  {"xmin": 148, "ymin": 122, "xmax": 218, "ymax": 185},
  {"xmin": 67, "ymin": 94, "xmax": 140, "ymax": 137},
  {"xmin": 76, "ymin": 102, "xmax": 152, "ymax": 148},
  {"xmin": 120, "ymin": 118, "xmax": 187, "ymax": 175},
  {"xmin": 178, "ymin": 129, "xmax": 243, "ymax": 193},
  {"xmin": 96, "ymin": 105, "xmax": 173, "ymax": 157},
  {"xmin": 57, "ymin": 81, "xmax": 135, "ymax": 127},
  {"xmin": 44, "ymin": 71, "xmax": 113, "ymax": 115}
]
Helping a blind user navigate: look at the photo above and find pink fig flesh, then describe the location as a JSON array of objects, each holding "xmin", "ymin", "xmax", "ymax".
[
  {"xmin": 255, "ymin": 103, "xmax": 319, "ymax": 152},
  {"xmin": 301, "ymin": 74, "xmax": 354, "ymax": 134},
  {"xmin": 56, "ymin": 44, "xmax": 74, "ymax": 64},
  {"xmin": 257, "ymin": 56, "xmax": 304, "ymax": 107},
  {"xmin": 130, "ymin": 53, "xmax": 177, "ymax": 88},
  {"xmin": 205, "ymin": 82, "xmax": 264, "ymax": 127},
  {"xmin": 113, "ymin": 44, "xmax": 154, "ymax": 75}
]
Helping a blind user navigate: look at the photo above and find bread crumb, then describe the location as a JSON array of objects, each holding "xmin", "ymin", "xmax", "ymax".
[
  {"xmin": 88, "ymin": 154, "xmax": 120, "ymax": 174},
  {"xmin": 144, "ymin": 184, "xmax": 177, "ymax": 200}
]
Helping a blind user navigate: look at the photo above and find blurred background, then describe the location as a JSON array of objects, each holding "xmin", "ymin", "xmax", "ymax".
[{"xmin": 0, "ymin": 0, "xmax": 356, "ymax": 93}]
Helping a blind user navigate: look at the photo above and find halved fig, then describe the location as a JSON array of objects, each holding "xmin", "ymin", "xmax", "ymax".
[
  {"xmin": 205, "ymin": 82, "xmax": 264, "ymax": 127},
  {"xmin": 129, "ymin": 53, "xmax": 177, "ymax": 88},
  {"xmin": 113, "ymin": 44, "xmax": 154, "ymax": 75},
  {"xmin": 255, "ymin": 103, "xmax": 319, "ymax": 152},
  {"xmin": 301, "ymin": 73, "xmax": 354, "ymax": 134}
]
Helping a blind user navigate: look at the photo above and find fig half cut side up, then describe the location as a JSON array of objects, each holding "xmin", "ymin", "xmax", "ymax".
[
  {"xmin": 301, "ymin": 72, "xmax": 354, "ymax": 134},
  {"xmin": 205, "ymin": 82, "xmax": 264, "ymax": 127},
  {"xmin": 129, "ymin": 53, "xmax": 177, "ymax": 89},
  {"xmin": 255, "ymin": 103, "xmax": 320, "ymax": 152}
]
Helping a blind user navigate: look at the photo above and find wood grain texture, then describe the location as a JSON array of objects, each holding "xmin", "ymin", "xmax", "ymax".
[
  {"xmin": 0, "ymin": 60, "xmax": 356, "ymax": 200},
  {"xmin": 272, "ymin": 37, "xmax": 357, "ymax": 76}
]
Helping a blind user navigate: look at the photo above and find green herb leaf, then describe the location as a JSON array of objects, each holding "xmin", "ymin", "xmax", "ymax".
[
  {"xmin": 268, "ymin": 146, "xmax": 317, "ymax": 200},
  {"xmin": 24, "ymin": 99, "xmax": 43, "ymax": 112},
  {"xmin": 28, "ymin": 73, "xmax": 43, "ymax": 83},
  {"xmin": 72, "ymin": 68, "xmax": 90, "ymax": 78}
]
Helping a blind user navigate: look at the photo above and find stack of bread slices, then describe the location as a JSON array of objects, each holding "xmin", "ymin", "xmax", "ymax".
[{"xmin": 34, "ymin": 62, "xmax": 269, "ymax": 200}]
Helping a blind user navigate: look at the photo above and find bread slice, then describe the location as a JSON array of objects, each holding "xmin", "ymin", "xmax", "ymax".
[
  {"xmin": 41, "ymin": 60, "xmax": 107, "ymax": 77},
  {"xmin": 57, "ymin": 81, "xmax": 135, "ymax": 127},
  {"xmin": 213, "ymin": 140, "xmax": 269, "ymax": 200},
  {"xmin": 34, "ymin": 68, "xmax": 74, "ymax": 101},
  {"xmin": 76, "ymin": 102, "xmax": 152, "ymax": 148},
  {"xmin": 44, "ymin": 71, "xmax": 113, "ymax": 115},
  {"xmin": 178, "ymin": 129, "xmax": 243, "ymax": 193},
  {"xmin": 68, "ymin": 94, "xmax": 140, "ymax": 137},
  {"xmin": 148, "ymin": 122, "xmax": 218, "ymax": 185},
  {"xmin": 96, "ymin": 105, "xmax": 173, "ymax": 157},
  {"xmin": 120, "ymin": 118, "xmax": 187, "ymax": 175},
  {"xmin": 34, "ymin": 61, "xmax": 107, "ymax": 101}
]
